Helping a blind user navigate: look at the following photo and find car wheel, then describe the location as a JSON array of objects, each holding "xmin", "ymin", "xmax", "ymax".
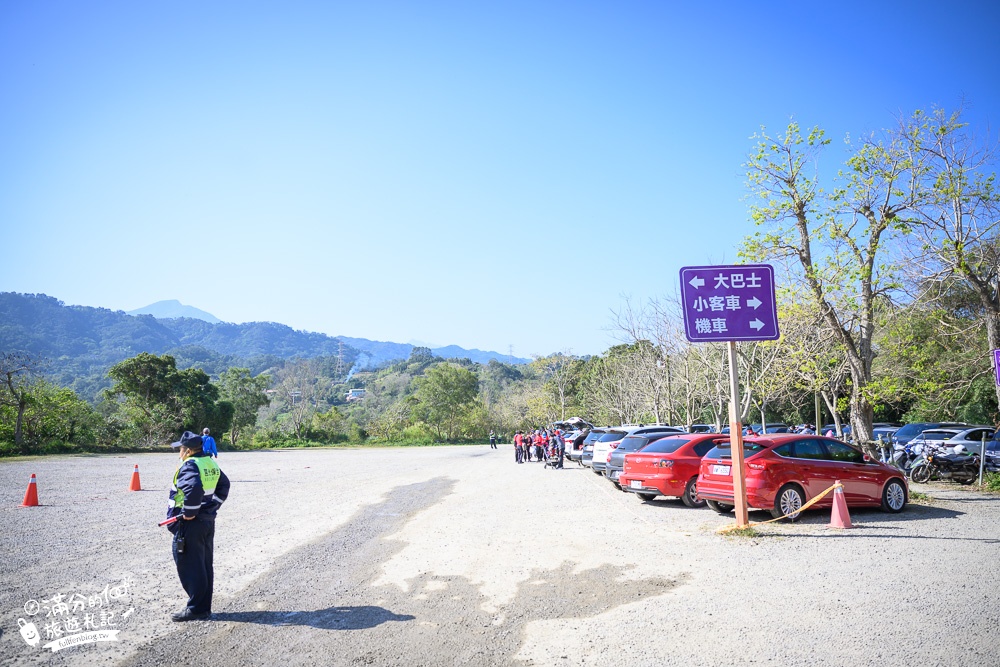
[
  {"xmin": 637, "ymin": 493, "xmax": 657, "ymax": 501},
  {"xmin": 771, "ymin": 484, "xmax": 805, "ymax": 522},
  {"xmin": 612, "ymin": 481, "xmax": 622, "ymax": 490},
  {"xmin": 681, "ymin": 478, "xmax": 706, "ymax": 508},
  {"xmin": 909, "ymin": 464, "xmax": 931, "ymax": 483},
  {"xmin": 881, "ymin": 478, "xmax": 907, "ymax": 513},
  {"xmin": 705, "ymin": 499, "xmax": 733, "ymax": 514}
]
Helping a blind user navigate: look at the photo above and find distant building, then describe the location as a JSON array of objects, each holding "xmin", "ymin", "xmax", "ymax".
[{"xmin": 345, "ymin": 388, "xmax": 366, "ymax": 402}]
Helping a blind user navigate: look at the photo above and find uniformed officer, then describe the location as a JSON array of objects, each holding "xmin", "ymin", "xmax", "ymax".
[{"xmin": 167, "ymin": 431, "xmax": 230, "ymax": 621}]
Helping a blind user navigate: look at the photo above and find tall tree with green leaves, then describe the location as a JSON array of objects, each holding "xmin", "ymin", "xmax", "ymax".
[
  {"xmin": 412, "ymin": 363, "xmax": 479, "ymax": 440},
  {"xmin": 105, "ymin": 353, "xmax": 232, "ymax": 446},
  {"xmin": 218, "ymin": 367, "xmax": 271, "ymax": 447},
  {"xmin": 742, "ymin": 120, "xmax": 919, "ymax": 443},
  {"xmin": 896, "ymin": 107, "xmax": 1000, "ymax": 414}
]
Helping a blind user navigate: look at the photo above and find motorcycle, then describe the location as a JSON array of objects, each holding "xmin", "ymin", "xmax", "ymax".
[{"xmin": 909, "ymin": 451, "xmax": 981, "ymax": 484}]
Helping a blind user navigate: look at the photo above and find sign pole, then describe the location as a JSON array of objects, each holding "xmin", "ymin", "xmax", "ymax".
[
  {"xmin": 727, "ymin": 341, "xmax": 750, "ymax": 528},
  {"xmin": 678, "ymin": 263, "xmax": 778, "ymax": 531}
]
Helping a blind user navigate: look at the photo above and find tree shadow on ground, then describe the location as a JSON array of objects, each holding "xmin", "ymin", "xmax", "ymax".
[{"xmin": 212, "ymin": 606, "xmax": 415, "ymax": 630}]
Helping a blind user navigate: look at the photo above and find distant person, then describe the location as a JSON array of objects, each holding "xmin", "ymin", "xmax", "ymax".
[
  {"xmin": 514, "ymin": 431, "xmax": 524, "ymax": 464},
  {"xmin": 201, "ymin": 428, "xmax": 218, "ymax": 458},
  {"xmin": 489, "ymin": 431, "xmax": 497, "ymax": 449},
  {"xmin": 551, "ymin": 430, "xmax": 565, "ymax": 468}
]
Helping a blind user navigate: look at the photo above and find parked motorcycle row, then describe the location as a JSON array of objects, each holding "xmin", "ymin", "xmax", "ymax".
[{"xmin": 888, "ymin": 441, "xmax": 1000, "ymax": 484}]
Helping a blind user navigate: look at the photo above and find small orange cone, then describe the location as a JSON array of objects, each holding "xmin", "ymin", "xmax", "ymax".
[
  {"xmin": 21, "ymin": 474, "xmax": 39, "ymax": 507},
  {"xmin": 829, "ymin": 481, "xmax": 853, "ymax": 529},
  {"xmin": 128, "ymin": 464, "xmax": 142, "ymax": 492}
]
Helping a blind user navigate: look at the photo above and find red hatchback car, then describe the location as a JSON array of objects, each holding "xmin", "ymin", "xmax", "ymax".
[
  {"xmin": 619, "ymin": 434, "xmax": 724, "ymax": 506},
  {"xmin": 696, "ymin": 435, "xmax": 908, "ymax": 521}
]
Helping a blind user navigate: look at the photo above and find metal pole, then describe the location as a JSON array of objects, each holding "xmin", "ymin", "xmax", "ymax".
[
  {"xmin": 814, "ymin": 392, "xmax": 821, "ymax": 433},
  {"xmin": 727, "ymin": 341, "xmax": 749, "ymax": 528},
  {"xmin": 980, "ymin": 433, "xmax": 986, "ymax": 487}
]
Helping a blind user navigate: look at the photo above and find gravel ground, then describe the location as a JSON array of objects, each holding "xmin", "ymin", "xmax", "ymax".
[{"xmin": 1, "ymin": 446, "xmax": 998, "ymax": 666}]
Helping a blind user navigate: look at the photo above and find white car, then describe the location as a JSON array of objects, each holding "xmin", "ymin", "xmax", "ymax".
[{"xmin": 588, "ymin": 429, "xmax": 627, "ymax": 474}]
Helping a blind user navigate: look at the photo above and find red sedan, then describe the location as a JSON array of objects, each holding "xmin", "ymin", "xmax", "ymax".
[
  {"xmin": 619, "ymin": 434, "xmax": 724, "ymax": 506},
  {"xmin": 696, "ymin": 435, "xmax": 908, "ymax": 521}
]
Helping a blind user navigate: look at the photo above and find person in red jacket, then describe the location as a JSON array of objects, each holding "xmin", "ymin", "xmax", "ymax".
[{"xmin": 514, "ymin": 431, "xmax": 524, "ymax": 464}]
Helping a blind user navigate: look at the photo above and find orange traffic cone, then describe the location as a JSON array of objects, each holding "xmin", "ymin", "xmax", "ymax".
[
  {"xmin": 829, "ymin": 481, "xmax": 853, "ymax": 529},
  {"xmin": 128, "ymin": 464, "xmax": 142, "ymax": 492},
  {"xmin": 21, "ymin": 474, "xmax": 39, "ymax": 507}
]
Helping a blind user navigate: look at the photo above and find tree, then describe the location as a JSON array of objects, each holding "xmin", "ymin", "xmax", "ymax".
[
  {"xmin": 579, "ymin": 344, "xmax": 648, "ymax": 425},
  {"xmin": 218, "ymin": 367, "xmax": 271, "ymax": 448},
  {"xmin": 897, "ymin": 107, "xmax": 1000, "ymax": 413},
  {"xmin": 0, "ymin": 352, "xmax": 44, "ymax": 450},
  {"xmin": 105, "ymin": 353, "xmax": 232, "ymax": 446},
  {"xmin": 743, "ymin": 120, "xmax": 919, "ymax": 443},
  {"xmin": 532, "ymin": 353, "xmax": 584, "ymax": 421},
  {"xmin": 273, "ymin": 361, "xmax": 322, "ymax": 439},
  {"xmin": 412, "ymin": 363, "xmax": 479, "ymax": 440}
]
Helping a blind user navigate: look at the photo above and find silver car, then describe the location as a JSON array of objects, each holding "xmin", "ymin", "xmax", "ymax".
[{"xmin": 909, "ymin": 426, "xmax": 997, "ymax": 455}]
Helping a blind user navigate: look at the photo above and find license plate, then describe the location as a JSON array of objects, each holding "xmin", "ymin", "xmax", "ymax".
[
  {"xmin": 712, "ymin": 465, "xmax": 731, "ymax": 476},
  {"xmin": 630, "ymin": 480, "xmax": 642, "ymax": 489}
]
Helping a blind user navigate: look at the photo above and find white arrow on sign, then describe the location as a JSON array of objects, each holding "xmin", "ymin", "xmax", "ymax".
[
  {"xmin": 689, "ymin": 276, "xmax": 705, "ymax": 289},
  {"xmin": 747, "ymin": 296, "xmax": 762, "ymax": 310},
  {"xmin": 750, "ymin": 319, "xmax": 765, "ymax": 331}
]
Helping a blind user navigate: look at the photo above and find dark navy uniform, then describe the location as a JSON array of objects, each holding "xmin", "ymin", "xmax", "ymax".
[{"xmin": 167, "ymin": 432, "xmax": 230, "ymax": 620}]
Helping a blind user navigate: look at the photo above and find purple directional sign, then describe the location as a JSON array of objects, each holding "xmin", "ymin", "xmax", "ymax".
[
  {"xmin": 994, "ymin": 349, "xmax": 1000, "ymax": 387},
  {"xmin": 679, "ymin": 264, "xmax": 780, "ymax": 342}
]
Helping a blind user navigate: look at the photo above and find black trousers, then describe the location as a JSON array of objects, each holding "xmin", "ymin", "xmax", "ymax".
[{"xmin": 173, "ymin": 517, "xmax": 216, "ymax": 614}]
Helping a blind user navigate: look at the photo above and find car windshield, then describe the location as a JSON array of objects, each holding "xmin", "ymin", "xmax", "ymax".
[
  {"xmin": 617, "ymin": 435, "xmax": 653, "ymax": 452},
  {"xmin": 582, "ymin": 431, "xmax": 604, "ymax": 445},
  {"xmin": 597, "ymin": 431, "xmax": 626, "ymax": 442},
  {"xmin": 920, "ymin": 431, "xmax": 958, "ymax": 440},
  {"xmin": 640, "ymin": 438, "xmax": 692, "ymax": 454},
  {"xmin": 895, "ymin": 423, "xmax": 937, "ymax": 438},
  {"xmin": 705, "ymin": 442, "xmax": 768, "ymax": 460}
]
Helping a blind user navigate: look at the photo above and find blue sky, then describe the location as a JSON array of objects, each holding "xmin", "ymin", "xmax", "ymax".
[{"xmin": 2, "ymin": 1, "xmax": 998, "ymax": 357}]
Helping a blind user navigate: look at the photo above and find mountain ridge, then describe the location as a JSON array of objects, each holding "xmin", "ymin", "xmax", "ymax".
[{"xmin": 0, "ymin": 293, "xmax": 529, "ymax": 391}]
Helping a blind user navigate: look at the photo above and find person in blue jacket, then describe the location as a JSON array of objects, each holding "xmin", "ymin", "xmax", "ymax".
[
  {"xmin": 167, "ymin": 431, "xmax": 230, "ymax": 621},
  {"xmin": 201, "ymin": 427, "xmax": 219, "ymax": 458}
]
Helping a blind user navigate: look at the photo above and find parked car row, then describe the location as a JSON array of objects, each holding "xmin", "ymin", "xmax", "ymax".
[{"xmin": 574, "ymin": 425, "xmax": 910, "ymax": 522}]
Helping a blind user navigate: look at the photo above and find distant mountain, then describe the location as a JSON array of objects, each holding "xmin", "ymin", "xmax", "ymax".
[
  {"xmin": 335, "ymin": 337, "xmax": 526, "ymax": 368},
  {"xmin": 128, "ymin": 300, "xmax": 221, "ymax": 323},
  {"xmin": 0, "ymin": 292, "xmax": 529, "ymax": 398}
]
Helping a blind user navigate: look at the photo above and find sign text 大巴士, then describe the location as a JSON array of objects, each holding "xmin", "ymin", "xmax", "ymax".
[{"xmin": 679, "ymin": 264, "xmax": 779, "ymax": 342}]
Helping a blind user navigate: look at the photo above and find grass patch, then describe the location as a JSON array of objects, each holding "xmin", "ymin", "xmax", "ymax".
[
  {"xmin": 983, "ymin": 472, "xmax": 1000, "ymax": 493},
  {"xmin": 909, "ymin": 491, "xmax": 933, "ymax": 504},
  {"xmin": 717, "ymin": 524, "xmax": 761, "ymax": 538}
]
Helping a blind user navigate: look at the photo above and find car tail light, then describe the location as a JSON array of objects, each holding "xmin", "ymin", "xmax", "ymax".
[
  {"xmin": 606, "ymin": 452, "xmax": 613, "ymax": 463},
  {"xmin": 657, "ymin": 459, "xmax": 673, "ymax": 468},
  {"xmin": 609, "ymin": 442, "xmax": 620, "ymax": 449}
]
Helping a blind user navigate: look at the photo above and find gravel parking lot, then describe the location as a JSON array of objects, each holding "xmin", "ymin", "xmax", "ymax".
[{"xmin": 1, "ymin": 445, "xmax": 998, "ymax": 666}]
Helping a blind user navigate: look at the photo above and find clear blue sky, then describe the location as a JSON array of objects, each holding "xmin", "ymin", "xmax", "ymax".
[{"xmin": 2, "ymin": 1, "xmax": 998, "ymax": 357}]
